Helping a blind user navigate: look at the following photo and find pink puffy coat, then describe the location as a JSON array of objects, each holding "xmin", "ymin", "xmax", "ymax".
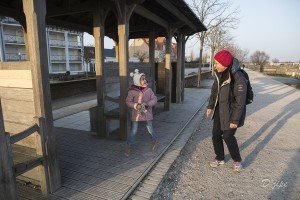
[{"xmin": 126, "ymin": 86, "xmax": 157, "ymax": 121}]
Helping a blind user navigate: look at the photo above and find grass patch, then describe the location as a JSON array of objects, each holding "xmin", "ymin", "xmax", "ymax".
[
  {"xmin": 287, "ymin": 84, "xmax": 300, "ymax": 90},
  {"xmin": 265, "ymin": 73, "xmax": 292, "ymax": 77}
]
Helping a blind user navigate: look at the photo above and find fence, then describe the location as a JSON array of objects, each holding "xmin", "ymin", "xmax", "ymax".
[
  {"xmin": 184, "ymin": 71, "xmax": 212, "ymax": 87},
  {"xmin": 247, "ymin": 64, "xmax": 300, "ymax": 79}
]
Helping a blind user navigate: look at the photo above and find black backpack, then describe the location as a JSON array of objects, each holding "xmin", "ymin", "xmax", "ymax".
[{"xmin": 239, "ymin": 69, "xmax": 254, "ymax": 105}]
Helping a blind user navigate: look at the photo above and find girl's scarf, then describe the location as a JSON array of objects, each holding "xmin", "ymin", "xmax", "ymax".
[{"xmin": 131, "ymin": 84, "xmax": 147, "ymax": 91}]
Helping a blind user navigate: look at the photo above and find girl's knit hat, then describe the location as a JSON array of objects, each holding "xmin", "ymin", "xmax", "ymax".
[
  {"xmin": 130, "ymin": 69, "xmax": 145, "ymax": 86},
  {"xmin": 214, "ymin": 50, "xmax": 233, "ymax": 68}
]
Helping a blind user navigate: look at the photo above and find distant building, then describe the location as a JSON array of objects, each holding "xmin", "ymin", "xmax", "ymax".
[
  {"xmin": 84, "ymin": 46, "xmax": 118, "ymax": 72},
  {"xmin": 46, "ymin": 26, "xmax": 84, "ymax": 74},
  {"xmin": 270, "ymin": 62, "xmax": 300, "ymax": 66},
  {"xmin": 128, "ymin": 37, "xmax": 177, "ymax": 62},
  {"xmin": 104, "ymin": 48, "xmax": 117, "ymax": 63},
  {"xmin": 0, "ymin": 16, "xmax": 84, "ymax": 74}
]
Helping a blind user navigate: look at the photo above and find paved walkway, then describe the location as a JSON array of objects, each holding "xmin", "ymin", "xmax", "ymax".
[
  {"xmin": 18, "ymin": 69, "xmax": 300, "ymax": 199},
  {"xmin": 152, "ymin": 69, "xmax": 300, "ymax": 199},
  {"xmin": 18, "ymin": 79, "xmax": 214, "ymax": 200},
  {"xmin": 51, "ymin": 79, "xmax": 213, "ymax": 131}
]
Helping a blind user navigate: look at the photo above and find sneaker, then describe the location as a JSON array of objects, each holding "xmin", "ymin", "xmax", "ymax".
[
  {"xmin": 233, "ymin": 162, "xmax": 242, "ymax": 172},
  {"xmin": 151, "ymin": 140, "xmax": 157, "ymax": 152},
  {"xmin": 210, "ymin": 159, "xmax": 225, "ymax": 168},
  {"xmin": 124, "ymin": 144, "xmax": 131, "ymax": 157}
]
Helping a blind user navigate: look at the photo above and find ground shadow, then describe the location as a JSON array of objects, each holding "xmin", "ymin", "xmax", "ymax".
[{"xmin": 268, "ymin": 148, "xmax": 300, "ymax": 199}]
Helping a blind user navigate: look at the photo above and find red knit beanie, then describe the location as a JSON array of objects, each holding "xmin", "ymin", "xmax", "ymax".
[{"xmin": 214, "ymin": 50, "xmax": 233, "ymax": 68}]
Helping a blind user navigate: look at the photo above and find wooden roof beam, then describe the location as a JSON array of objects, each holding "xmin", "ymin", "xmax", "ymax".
[
  {"xmin": 46, "ymin": 18, "xmax": 91, "ymax": 33},
  {"xmin": 133, "ymin": 5, "xmax": 168, "ymax": 28},
  {"xmin": 126, "ymin": 0, "xmax": 145, "ymax": 5},
  {"xmin": 47, "ymin": 4, "xmax": 95, "ymax": 17},
  {"xmin": 155, "ymin": 0, "xmax": 197, "ymax": 31},
  {"xmin": 171, "ymin": 21, "xmax": 186, "ymax": 29},
  {"xmin": 47, "ymin": 9, "xmax": 92, "ymax": 17},
  {"xmin": 129, "ymin": 24, "xmax": 162, "ymax": 32},
  {"xmin": 0, "ymin": 5, "xmax": 25, "ymax": 21}
]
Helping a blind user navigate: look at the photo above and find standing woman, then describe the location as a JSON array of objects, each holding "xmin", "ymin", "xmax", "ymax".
[{"xmin": 206, "ymin": 50, "xmax": 247, "ymax": 172}]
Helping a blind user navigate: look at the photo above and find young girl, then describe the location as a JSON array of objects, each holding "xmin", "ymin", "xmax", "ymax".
[{"xmin": 125, "ymin": 69, "xmax": 158, "ymax": 156}]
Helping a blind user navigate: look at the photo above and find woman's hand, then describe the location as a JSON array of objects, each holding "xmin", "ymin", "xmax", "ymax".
[
  {"xmin": 229, "ymin": 123, "xmax": 238, "ymax": 129},
  {"xmin": 206, "ymin": 109, "xmax": 212, "ymax": 117}
]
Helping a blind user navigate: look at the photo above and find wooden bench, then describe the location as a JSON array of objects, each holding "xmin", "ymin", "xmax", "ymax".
[
  {"xmin": 89, "ymin": 93, "xmax": 166, "ymax": 134},
  {"xmin": 105, "ymin": 107, "xmax": 120, "ymax": 119},
  {"xmin": 156, "ymin": 93, "xmax": 166, "ymax": 102},
  {"xmin": 9, "ymin": 120, "xmax": 48, "ymax": 182},
  {"xmin": 11, "ymin": 144, "xmax": 45, "ymax": 177},
  {"xmin": 0, "ymin": 115, "xmax": 49, "ymax": 199},
  {"xmin": 104, "ymin": 93, "xmax": 166, "ymax": 118}
]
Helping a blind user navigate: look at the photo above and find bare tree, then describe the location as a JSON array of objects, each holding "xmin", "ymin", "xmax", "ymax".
[
  {"xmin": 207, "ymin": 27, "xmax": 219, "ymax": 68},
  {"xmin": 272, "ymin": 58, "xmax": 279, "ymax": 63},
  {"xmin": 134, "ymin": 50, "xmax": 149, "ymax": 62},
  {"xmin": 201, "ymin": 24, "xmax": 248, "ymax": 73},
  {"xmin": 226, "ymin": 45, "xmax": 249, "ymax": 64},
  {"xmin": 215, "ymin": 30, "xmax": 235, "ymax": 53},
  {"xmin": 202, "ymin": 53, "xmax": 209, "ymax": 64},
  {"xmin": 190, "ymin": 49, "xmax": 195, "ymax": 62},
  {"xmin": 207, "ymin": 27, "xmax": 234, "ymax": 71},
  {"xmin": 250, "ymin": 51, "xmax": 270, "ymax": 72},
  {"xmin": 84, "ymin": 49, "xmax": 93, "ymax": 65},
  {"xmin": 83, "ymin": 47, "xmax": 94, "ymax": 76},
  {"xmin": 158, "ymin": 49, "xmax": 166, "ymax": 62},
  {"xmin": 189, "ymin": 0, "xmax": 240, "ymax": 87}
]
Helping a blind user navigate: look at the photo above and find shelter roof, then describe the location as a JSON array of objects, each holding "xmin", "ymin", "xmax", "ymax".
[{"xmin": 0, "ymin": 0, "xmax": 207, "ymax": 39}]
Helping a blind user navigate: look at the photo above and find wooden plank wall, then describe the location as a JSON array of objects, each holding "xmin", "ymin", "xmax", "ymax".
[
  {"xmin": 0, "ymin": 66, "xmax": 41, "ymax": 184},
  {"xmin": 157, "ymin": 62, "xmax": 166, "ymax": 94},
  {"xmin": 0, "ymin": 68, "xmax": 37, "ymax": 148}
]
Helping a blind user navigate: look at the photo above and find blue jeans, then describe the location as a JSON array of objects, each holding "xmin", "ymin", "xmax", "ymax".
[{"xmin": 127, "ymin": 121, "xmax": 157, "ymax": 145}]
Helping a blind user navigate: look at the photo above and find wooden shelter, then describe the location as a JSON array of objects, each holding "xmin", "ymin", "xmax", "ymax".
[{"xmin": 0, "ymin": 0, "xmax": 206, "ymax": 198}]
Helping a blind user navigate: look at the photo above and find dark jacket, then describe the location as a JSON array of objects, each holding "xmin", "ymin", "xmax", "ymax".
[{"xmin": 207, "ymin": 58, "xmax": 247, "ymax": 130}]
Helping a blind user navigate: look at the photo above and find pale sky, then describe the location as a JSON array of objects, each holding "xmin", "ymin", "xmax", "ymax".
[
  {"xmin": 229, "ymin": 0, "xmax": 300, "ymax": 62},
  {"xmin": 84, "ymin": 0, "xmax": 300, "ymax": 62}
]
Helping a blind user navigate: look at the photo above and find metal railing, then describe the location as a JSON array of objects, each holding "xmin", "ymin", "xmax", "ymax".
[
  {"xmin": 69, "ymin": 55, "xmax": 82, "ymax": 61},
  {"xmin": 49, "ymin": 39, "xmax": 65, "ymax": 47},
  {"xmin": 5, "ymin": 53, "xmax": 26, "ymax": 61},
  {"xmin": 68, "ymin": 41, "xmax": 81, "ymax": 47},
  {"xmin": 3, "ymin": 34, "xmax": 24, "ymax": 44},
  {"xmin": 50, "ymin": 55, "xmax": 66, "ymax": 61}
]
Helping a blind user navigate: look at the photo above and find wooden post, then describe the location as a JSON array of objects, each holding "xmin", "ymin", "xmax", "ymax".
[
  {"xmin": 23, "ymin": 0, "xmax": 61, "ymax": 193},
  {"xmin": 114, "ymin": 40, "xmax": 119, "ymax": 62},
  {"xmin": 181, "ymin": 36, "xmax": 188, "ymax": 101},
  {"xmin": 164, "ymin": 28, "xmax": 173, "ymax": 110},
  {"xmin": 36, "ymin": 117, "xmax": 50, "ymax": 194},
  {"xmin": 149, "ymin": 29, "xmax": 156, "ymax": 92},
  {"xmin": 118, "ymin": 22, "xmax": 130, "ymax": 140},
  {"xmin": 175, "ymin": 33, "xmax": 183, "ymax": 103},
  {"xmin": 93, "ymin": 5, "xmax": 108, "ymax": 137},
  {"xmin": 22, "ymin": 27, "xmax": 30, "ymax": 61},
  {"xmin": 64, "ymin": 32, "xmax": 70, "ymax": 71},
  {"xmin": 0, "ymin": 99, "xmax": 18, "ymax": 200},
  {"xmin": 115, "ymin": 0, "xmax": 136, "ymax": 140},
  {"xmin": 0, "ymin": 24, "xmax": 5, "ymax": 61}
]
